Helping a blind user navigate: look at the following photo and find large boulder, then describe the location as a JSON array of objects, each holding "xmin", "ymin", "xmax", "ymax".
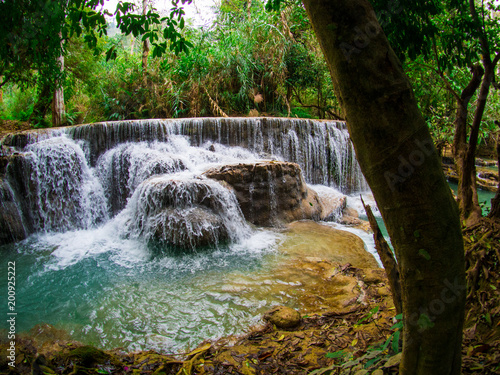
[
  {"xmin": 204, "ymin": 162, "xmax": 331, "ymax": 226},
  {"xmin": 124, "ymin": 175, "xmax": 249, "ymax": 250}
]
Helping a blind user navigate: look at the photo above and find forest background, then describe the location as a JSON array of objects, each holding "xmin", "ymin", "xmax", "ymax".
[{"xmin": 1, "ymin": 0, "xmax": 498, "ymax": 151}]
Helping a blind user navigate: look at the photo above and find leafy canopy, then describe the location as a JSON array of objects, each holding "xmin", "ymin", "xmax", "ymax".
[{"xmin": 0, "ymin": 0, "xmax": 193, "ymax": 88}]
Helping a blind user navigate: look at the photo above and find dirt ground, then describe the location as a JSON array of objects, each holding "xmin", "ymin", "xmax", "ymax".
[{"xmin": 0, "ymin": 120, "xmax": 31, "ymax": 139}]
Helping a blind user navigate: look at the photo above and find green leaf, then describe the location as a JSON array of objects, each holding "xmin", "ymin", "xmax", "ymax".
[
  {"xmin": 484, "ymin": 313, "xmax": 492, "ymax": 326},
  {"xmin": 364, "ymin": 357, "xmax": 381, "ymax": 369},
  {"xmin": 392, "ymin": 330, "xmax": 401, "ymax": 353},
  {"xmin": 325, "ymin": 350, "xmax": 346, "ymax": 359}
]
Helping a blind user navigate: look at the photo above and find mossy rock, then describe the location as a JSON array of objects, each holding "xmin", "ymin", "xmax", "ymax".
[{"xmin": 52, "ymin": 345, "xmax": 120, "ymax": 370}]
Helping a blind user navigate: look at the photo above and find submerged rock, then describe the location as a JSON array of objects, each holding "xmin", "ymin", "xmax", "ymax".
[
  {"xmin": 263, "ymin": 306, "xmax": 302, "ymax": 328},
  {"xmin": 281, "ymin": 221, "xmax": 379, "ymax": 269},
  {"xmin": 204, "ymin": 161, "xmax": 329, "ymax": 226}
]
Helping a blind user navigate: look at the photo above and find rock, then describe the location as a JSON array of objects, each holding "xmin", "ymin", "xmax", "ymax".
[
  {"xmin": 377, "ymin": 287, "xmax": 391, "ymax": 297},
  {"xmin": 263, "ymin": 306, "xmax": 301, "ymax": 329},
  {"xmin": 204, "ymin": 162, "xmax": 324, "ymax": 226},
  {"xmin": 343, "ymin": 206, "xmax": 359, "ymax": 218},
  {"xmin": 310, "ymin": 185, "xmax": 347, "ymax": 221},
  {"xmin": 281, "ymin": 221, "xmax": 380, "ymax": 269},
  {"xmin": 152, "ymin": 207, "xmax": 229, "ymax": 249},
  {"xmin": 0, "ymin": 178, "xmax": 28, "ymax": 245},
  {"xmin": 363, "ymin": 269, "xmax": 387, "ymax": 285},
  {"xmin": 340, "ymin": 215, "xmax": 363, "ymax": 226},
  {"xmin": 125, "ymin": 175, "xmax": 248, "ymax": 250}
]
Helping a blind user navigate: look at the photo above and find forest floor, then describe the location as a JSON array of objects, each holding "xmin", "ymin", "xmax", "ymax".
[
  {"xmin": 1, "ymin": 218, "xmax": 499, "ymax": 375},
  {"xmin": 0, "ymin": 120, "xmax": 31, "ymax": 139}
]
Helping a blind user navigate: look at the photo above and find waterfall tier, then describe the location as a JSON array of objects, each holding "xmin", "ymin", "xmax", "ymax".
[
  {"xmin": 2, "ymin": 117, "xmax": 366, "ymax": 192},
  {"xmin": 122, "ymin": 174, "xmax": 250, "ymax": 250},
  {"xmin": 0, "ymin": 117, "xmax": 366, "ymax": 245}
]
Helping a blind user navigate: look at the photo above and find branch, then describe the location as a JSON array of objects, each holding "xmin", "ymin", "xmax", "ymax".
[
  {"xmin": 290, "ymin": 86, "xmax": 344, "ymax": 120},
  {"xmin": 361, "ymin": 196, "xmax": 402, "ymax": 316},
  {"xmin": 469, "ymin": 0, "xmax": 492, "ymax": 65},
  {"xmin": 409, "ymin": 60, "xmax": 461, "ymax": 102}
]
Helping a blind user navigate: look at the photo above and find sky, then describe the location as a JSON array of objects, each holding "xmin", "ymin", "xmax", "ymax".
[{"xmin": 103, "ymin": 0, "xmax": 218, "ymax": 28}]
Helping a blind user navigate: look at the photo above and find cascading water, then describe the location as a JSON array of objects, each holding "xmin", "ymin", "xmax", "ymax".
[
  {"xmin": 59, "ymin": 117, "xmax": 367, "ymax": 192},
  {"xmin": 122, "ymin": 173, "xmax": 250, "ymax": 250},
  {"xmin": 5, "ymin": 136, "xmax": 108, "ymax": 233},
  {"xmin": 0, "ymin": 117, "xmax": 373, "ymax": 353}
]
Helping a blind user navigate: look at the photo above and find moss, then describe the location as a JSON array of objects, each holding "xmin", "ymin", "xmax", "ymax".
[{"xmin": 50, "ymin": 345, "xmax": 123, "ymax": 373}]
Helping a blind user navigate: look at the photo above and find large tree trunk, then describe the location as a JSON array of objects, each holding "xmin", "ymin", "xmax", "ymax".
[{"xmin": 302, "ymin": 1, "xmax": 465, "ymax": 374}]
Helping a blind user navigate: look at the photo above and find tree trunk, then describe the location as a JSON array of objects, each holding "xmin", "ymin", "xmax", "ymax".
[
  {"xmin": 301, "ymin": 1, "xmax": 465, "ymax": 374},
  {"xmin": 452, "ymin": 64, "xmax": 483, "ymax": 224},
  {"xmin": 247, "ymin": 0, "xmax": 252, "ymax": 20},
  {"xmin": 363, "ymin": 200, "xmax": 402, "ymax": 316},
  {"xmin": 52, "ymin": 53, "xmax": 65, "ymax": 127}
]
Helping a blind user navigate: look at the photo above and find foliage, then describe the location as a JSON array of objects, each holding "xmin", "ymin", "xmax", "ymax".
[
  {"xmin": 2, "ymin": 0, "xmax": 341, "ymax": 123},
  {"xmin": 369, "ymin": 0, "xmax": 500, "ymax": 153},
  {"xmin": 0, "ymin": 85, "xmax": 36, "ymax": 121}
]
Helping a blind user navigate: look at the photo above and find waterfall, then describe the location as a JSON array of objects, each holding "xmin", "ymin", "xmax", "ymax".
[
  {"xmin": 4, "ymin": 136, "xmax": 107, "ymax": 233},
  {"xmin": 0, "ymin": 117, "xmax": 367, "ymax": 244},
  {"xmin": 0, "ymin": 117, "xmax": 377, "ymax": 354},
  {"xmin": 61, "ymin": 118, "xmax": 367, "ymax": 192},
  {"xmin": 121, "ymin": 173, "xmax": 250, "ymax": 250},
  {"xmin": 96, "ymin": 142, "xmax": 187, "ymax": 215}
]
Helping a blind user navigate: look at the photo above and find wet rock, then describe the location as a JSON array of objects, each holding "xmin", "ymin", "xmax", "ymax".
[
  {"xmin": 152, "ymin": 207, "xmax": 229, "ymax": 249},
  {"xmin": 343, "ymin": 206, "xmax": 359, "ymax": 218},
  {"xmin": 0, "ymin": 178, "xmax": 28, "ymax": 245},
  {"xmin": 282, "ymin": 221, "xmax": 379, "ymax": 269},
  {"xmin": 126, "ymin": 176, "xmax": 248, "ymax": 250},
  {"xmin": 263, "ymin": 306, "xmax": 301, "ymax": 329},
  {"xmin": 204, "ymin": 162, "xmax": 326, "ymax": 226}
]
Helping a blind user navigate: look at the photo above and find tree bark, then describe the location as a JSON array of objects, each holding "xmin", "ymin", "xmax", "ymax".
[
  {"xmin": 52, "ymin": 53, "xmax": 65, "ymax": 127},
  {"xmin": 301, "ymin": 1, "xmax": 465, "ymax": 374},
  {"xmin": 363, "ymin": 200, "xmax": 402, "ymax": 316}
]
